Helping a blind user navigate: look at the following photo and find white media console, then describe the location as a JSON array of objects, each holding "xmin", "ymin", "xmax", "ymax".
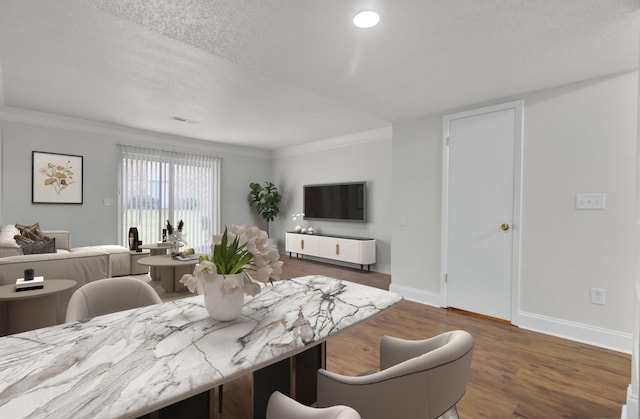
[{"xmin": 285, "ymin": 232, "xmax": 376, "ymax": 271}]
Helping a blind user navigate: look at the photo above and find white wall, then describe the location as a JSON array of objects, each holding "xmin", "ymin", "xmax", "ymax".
[
  {"xmin": 271, "ymin": 131, "xmax": 393, "ymax": 273},
  {"xmin": 390, "ymin": 114, "xmax": 443, "ymax": 300},
  {"xmin": 0, "ymin": 111, "xmax": 273, "ymax": 247},
  {"xmin": 391, "ymin": 71, "xmax": 638, "ymax": 352},
  {"xmin": 1, "ymin": 72, "xmax": 637, "ymax": 353},
  {"xmin": 0, "ymin": 61, "xmax": 4, "ymax": 223},
  {"xmin": 519, "ymin": 73, "xmax": 636, "ymax": 333},
  {"xmin": 2, "ymin": 121, "xmax": 121, "ymax": 247}
]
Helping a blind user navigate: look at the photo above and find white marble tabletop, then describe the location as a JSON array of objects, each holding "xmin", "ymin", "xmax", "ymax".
[{"xmin": 0, "ymin": 275, "xmax": 402, "ymax": 419}]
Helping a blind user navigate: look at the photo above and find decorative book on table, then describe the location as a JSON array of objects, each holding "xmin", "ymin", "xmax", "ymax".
[{"xmin": 16, "ymin": 276, "xmax": 44, "ymax": 291}]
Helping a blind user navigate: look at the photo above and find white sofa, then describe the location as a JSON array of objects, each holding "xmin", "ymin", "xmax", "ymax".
[
  {"xmin": 0, "ymin": 225, "xmax": 133, "ymax": 277},
  {"xmin": 0, "ymin": 224, "xmax": 138, "ymax": 335}
]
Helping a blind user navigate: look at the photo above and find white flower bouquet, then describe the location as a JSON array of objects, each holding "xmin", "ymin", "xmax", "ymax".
[{"xmin": 180, "ymin": 224, "xmax": 283, "ymax": 297}]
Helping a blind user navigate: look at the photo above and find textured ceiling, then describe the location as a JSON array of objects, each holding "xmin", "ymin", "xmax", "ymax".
[{"xmin": 0, "ymin": 0, "xmax": 638, "ymax": 150}]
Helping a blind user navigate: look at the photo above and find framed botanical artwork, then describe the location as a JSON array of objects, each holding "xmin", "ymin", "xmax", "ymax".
[{"xmin": 32, "ymin": 151, "xmax": 83, "ymax": 204}]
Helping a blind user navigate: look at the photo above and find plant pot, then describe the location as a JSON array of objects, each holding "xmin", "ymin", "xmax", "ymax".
[{"xmin": 203, "ymin": 274, "xmax": 245, "ymax": 321}]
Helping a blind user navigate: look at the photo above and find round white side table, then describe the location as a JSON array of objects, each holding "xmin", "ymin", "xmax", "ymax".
[{"xmin": 0, "ymin": 279, "xmax": 77, "ymax": 335}]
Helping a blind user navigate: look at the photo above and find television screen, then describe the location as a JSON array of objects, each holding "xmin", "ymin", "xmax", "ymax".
[{"xmin": 304, "ymin": 182, "xmax": 366, "ymax": 222}]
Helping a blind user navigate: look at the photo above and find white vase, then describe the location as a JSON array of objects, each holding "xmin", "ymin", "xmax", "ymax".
[{"xmin": 203, "ymin": 274, "xmax": 245, "ymax": 321}]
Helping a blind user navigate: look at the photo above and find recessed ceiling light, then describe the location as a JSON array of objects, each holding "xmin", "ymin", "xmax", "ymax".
[{"xmin": 353, "ymin": 11, "xmax": 380, "ymax": 29}]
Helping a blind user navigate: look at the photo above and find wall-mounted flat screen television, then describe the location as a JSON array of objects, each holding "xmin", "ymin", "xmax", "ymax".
[{"xmin": 304, "ymin": 182, "xmax": 366, "ymax": 222}]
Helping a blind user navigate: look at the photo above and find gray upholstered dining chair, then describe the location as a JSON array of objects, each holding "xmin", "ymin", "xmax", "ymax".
[
  {"xmin": 316, "ymin": 330, "xmax": 474, "ymax": 419},
  {"xmin": 65, "ymin": 276, "xmax": 162, "ymax": 322},
  {"xmin": 267, "ymin": 391, "xmax": 361, "ymax": 419}
]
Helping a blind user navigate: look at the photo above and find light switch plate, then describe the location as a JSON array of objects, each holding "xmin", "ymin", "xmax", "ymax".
[
  {"xmin": 590, "ymin": 288, "xmax": 606, "ymax": 305},
  {"xmin": 576, "ymin": 193, "xmax": 605, "ymax": 210}
]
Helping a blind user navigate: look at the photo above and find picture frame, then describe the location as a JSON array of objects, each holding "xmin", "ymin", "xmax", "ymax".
[{"xmin": 32, "ymin": 151, "xmax": 83, "ymax": 204}]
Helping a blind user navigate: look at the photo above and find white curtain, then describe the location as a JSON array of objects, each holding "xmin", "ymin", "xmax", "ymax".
[{"xmin": 118, "ymin": 144, "xmax": 221, "ymax": 253}]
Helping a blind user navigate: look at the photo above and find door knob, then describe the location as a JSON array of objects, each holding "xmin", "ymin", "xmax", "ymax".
[{"xmin": 501, "ymin": 223, "xmax": 510, "ymax": 231}]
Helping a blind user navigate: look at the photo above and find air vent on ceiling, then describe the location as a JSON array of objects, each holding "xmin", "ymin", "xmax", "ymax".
[{"xmin": 171, "ymin": 116, "xmax": 199, "ymax": 124}]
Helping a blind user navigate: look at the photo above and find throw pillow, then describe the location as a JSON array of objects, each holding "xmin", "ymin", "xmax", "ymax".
[
  {"xmin": 16, "ymin": 238, "xmax": 56, "ymax": 255},
  {"xmin": 0, "ymin": 224, "xmax": 20, "ymax": 245},
  {"xmin": 13, "ymin": 234, "xmax": 37, "ymax": 243},
  {"xmin": 15, "ymin": 222, "xmax": 44, "ymax": 241}
]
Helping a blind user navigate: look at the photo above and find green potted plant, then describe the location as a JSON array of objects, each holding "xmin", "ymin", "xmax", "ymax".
[{"xmin": 249, "ymin": 181, "xmax": 282, "ymax": 234}]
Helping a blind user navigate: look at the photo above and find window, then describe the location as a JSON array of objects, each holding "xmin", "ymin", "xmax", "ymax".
[{"xmin": 118, "ymin": 145, "xmax": 220, "ymax": 253}]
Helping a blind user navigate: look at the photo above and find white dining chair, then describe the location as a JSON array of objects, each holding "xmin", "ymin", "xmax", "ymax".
[
  {"xmin": 317, "ymin": 330, "xmax": 474, "ymax": 419},
  {"xmin": 65, "ymin": 276, "xmax": 162, "ymax": 322},
  {"xmin": 267, "ymin": 391, "xmax": 361, "ymax": 419}
]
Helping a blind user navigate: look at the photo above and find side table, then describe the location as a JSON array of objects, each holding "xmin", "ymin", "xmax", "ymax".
[
  {"xmin": 0, "ymin": 279, "xmax": 77, "ymax": 335},
  {"xmin": 130, "ymin": 250, "xmax": 151, "ymax": 275},
  {"xmin": 136, "ymin": 255, "xmax": 198, "ymax": 292},
  {"xmin": 140, "ymin": 243, "xmax": 172, "ymax": 279}
]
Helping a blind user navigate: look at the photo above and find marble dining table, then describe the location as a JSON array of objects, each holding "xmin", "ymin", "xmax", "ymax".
[{"xmin": 0, "ymin": 275, "xmax": 402, "ymax": 419}]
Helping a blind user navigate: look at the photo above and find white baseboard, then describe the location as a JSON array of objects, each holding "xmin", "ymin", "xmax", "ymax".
[
  {"xmin": 517, "ymin": 310, "xmax": 631, "ymax": 354},
  {"xmin": 623, "ymin": 384, "xmax": 638, "ymax": 419},
  {"xmin": 389, "ymin": 283, "xmax": 442, "ymax": 308},
  {"xmin": 389, "ymin": 284, "xmax": 632, "ymax": 354}
]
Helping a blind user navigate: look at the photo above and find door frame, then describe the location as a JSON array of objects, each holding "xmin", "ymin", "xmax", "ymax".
[{"xmin": 440, "ymin": 100, "xmax": 524, "ymax": 324}]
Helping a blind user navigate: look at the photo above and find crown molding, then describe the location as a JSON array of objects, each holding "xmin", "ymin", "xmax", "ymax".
[
  {"xmin": 272, "ymin": 126, "xmax": 392, "ymax": 158},
  {"xmin": 0, "ymin": 106, "xmax": 392, "ymax": 160},
  {"xmin": 0, "ymin": 106, "xmax": 272, "ymax": 159}
]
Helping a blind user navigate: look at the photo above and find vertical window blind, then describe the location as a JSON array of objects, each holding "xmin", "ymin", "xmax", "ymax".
[{"xmin": 118, "ymin": 145, "xmax": 221, "ymax": 254}]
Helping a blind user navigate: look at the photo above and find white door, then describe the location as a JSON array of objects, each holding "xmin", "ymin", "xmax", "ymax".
[{"xmin": 442, "ymin": 101, "xmax": 522, "ymax": 321}]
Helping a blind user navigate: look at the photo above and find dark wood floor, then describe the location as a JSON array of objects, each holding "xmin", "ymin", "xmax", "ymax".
[{"xmin": 158, "ymin": 255, "xmax": 631, "ymax": 418}]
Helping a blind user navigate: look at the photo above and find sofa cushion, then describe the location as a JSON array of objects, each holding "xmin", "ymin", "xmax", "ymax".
[
  {"xmin": 16, "ymin": 238, "xmax": 56, "ymax": 255},
  {"xmin": 0, "ymin": 246, "xmax": 22, "ymax": 258},
  {"xmin": 72, "ymin": 245, "xmax": 131, "ymax": 277},
  {"xmin": 43, "ymin": 230, "xmax": 70, "ymax": 250}
]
